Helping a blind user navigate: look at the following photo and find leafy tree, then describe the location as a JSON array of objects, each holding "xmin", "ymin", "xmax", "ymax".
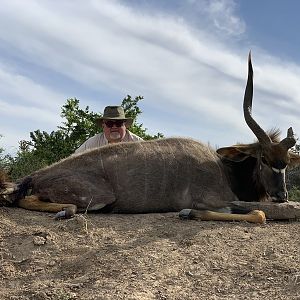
[
  {"xmin": 292, "ymin": 143, "xmax": 300, "ymax": 155},
  {"xmin": 58, "ymin": 97, "xmax": 101, "ymax": 151},
  {"xmin": 0, "ymin": 136, "xmax": 5, "ymax": 166},
  {"xmin": 5, "ymin": 148, "xmax": 47, "ymax": 181},
  {"xmin": 0, "ymin": 139, "xmax": 10, "ymax": 189},
  {"xmin": 0, "ymin": 135, "xmax": 10, "ymax": 172},
  {"xmin": 121, "ymin": 95, "xmax": 163, "ymax": 140},
  {"xmin": 7, "ymin": 95, "xmax": 163, "ymax": 180}
]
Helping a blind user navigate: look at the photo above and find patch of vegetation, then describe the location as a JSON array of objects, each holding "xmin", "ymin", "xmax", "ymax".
[{"xmin": 287, "ymin": 186, "xmax": 300, "ymax": 202}]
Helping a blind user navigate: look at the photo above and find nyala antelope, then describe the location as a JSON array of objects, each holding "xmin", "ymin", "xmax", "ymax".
[{"xmin": 1, "ymin": 54, "xmax": 299, "ymax": 223}]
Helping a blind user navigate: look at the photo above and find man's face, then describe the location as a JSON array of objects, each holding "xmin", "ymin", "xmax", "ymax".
[{"xmin": 102, "ymin": 120, "xmax": 127, "ymax": 143}]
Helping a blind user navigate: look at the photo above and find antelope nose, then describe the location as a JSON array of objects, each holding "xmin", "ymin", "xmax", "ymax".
[{"xmin": 274, "ymin": 191, "xmax": 288, "ymax": 203}]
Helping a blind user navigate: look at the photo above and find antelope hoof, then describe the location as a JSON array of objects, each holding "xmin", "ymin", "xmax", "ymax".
[
  {"xmin": 55, "ymin": 210, "xmax": 67, "ymax": 219},
  {"xmin": 249, "ymin": 210, "xmax": 266, "ymax": 224},
  {"xmin": 55, "ymin": 206, "xmax": 76, "ymax": 219},
  {"xmin": 179, "ymin": 209, "xmax": 193, "ymax": 220}
]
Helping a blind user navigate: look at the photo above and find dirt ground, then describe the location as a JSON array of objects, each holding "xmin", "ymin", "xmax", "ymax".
[{"xmin": 0, "ymin": 207, "xmax": 299, "ymax": 300}]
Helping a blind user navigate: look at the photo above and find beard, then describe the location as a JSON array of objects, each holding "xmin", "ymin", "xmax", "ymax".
[{"xmin": 109, "ymin": 132, "xmax": 122, "ymax": 140}]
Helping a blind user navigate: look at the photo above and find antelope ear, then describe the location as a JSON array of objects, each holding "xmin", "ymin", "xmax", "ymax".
[
  {"xmin": 288, "ymin": 151, "xmax": 300, "ymax": 168},
  {"xmin": 217, "ymin": 145, "xmax": 257, "ymax": 162}
]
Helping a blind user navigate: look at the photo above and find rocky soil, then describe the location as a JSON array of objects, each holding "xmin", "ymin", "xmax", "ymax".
[{"xmin": 0, "ymin": 207, "xmax": 299, "ymax": 300}]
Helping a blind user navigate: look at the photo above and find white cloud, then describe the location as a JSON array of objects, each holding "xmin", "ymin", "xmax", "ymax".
[
  {"xmin": 184, "ymin": 0, "xmax": 246, "ymax": 38},
  {"xmin": 0, "ymin": 100, "xmax": 60, "ymax": 125},
  {"xmin": 204, "ymin": 0, "xmax": 246, "ymax": 36},
  {"xmin": 0, "ymin": 64, "xmax": 66, "ymax": 111},
  {"xmin": 0, "ymin": 0, "xmax": 300, "ymax": 154}
]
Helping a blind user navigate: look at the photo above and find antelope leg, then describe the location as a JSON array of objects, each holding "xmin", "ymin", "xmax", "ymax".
[
  {"xmin": 18, "ymin": 195, "xmax": 77, "ymax": 218},
  {"xmin": 179, "ymin": 209, "xmax": 266, "ymax": 224}
]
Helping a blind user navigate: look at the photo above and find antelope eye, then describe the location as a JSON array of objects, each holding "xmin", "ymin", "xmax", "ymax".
[{"xmin": 273, "ymin": 160, "xmax": 287, "ymax": 170}]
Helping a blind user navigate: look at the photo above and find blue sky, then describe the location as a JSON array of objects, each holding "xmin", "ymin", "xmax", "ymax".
[{"xmin": 1, "ymin": 0, "xmax": 300, "ymax": 155}]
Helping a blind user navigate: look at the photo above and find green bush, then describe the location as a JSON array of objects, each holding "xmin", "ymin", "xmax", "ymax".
[
  {"xmin": 0, "ymin": 136, "xmax": 11, "ymax": 173},
  {"xmin": 288, "ymin": 186, "xmax": 300, "ymax": 202}
]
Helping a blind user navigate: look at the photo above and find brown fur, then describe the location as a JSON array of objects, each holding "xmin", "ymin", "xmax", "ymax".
[
  {"xmin": 14, "ymin": 138, "xmax": 236, "ymax": 213},
  {"xmin": 0, "ymin": 138, "xmax": 268, "ymax": 223}
]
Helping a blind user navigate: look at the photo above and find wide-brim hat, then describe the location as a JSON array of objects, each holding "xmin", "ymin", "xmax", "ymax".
[{"xmin": 95, "ymin": 106, "xmax": 133, "ymax": 127}]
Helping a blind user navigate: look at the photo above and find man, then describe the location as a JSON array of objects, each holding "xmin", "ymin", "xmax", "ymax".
[{"xmin": 75, "ymin": 106, "xmax": 143, "ymax": 153}]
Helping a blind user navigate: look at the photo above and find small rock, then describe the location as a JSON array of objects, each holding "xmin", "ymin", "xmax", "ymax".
[
  {"xmin": 33, "ymin": 236, "xmax": 46, "ymax": 246},
  {"xmin": 185, "ymin": 271, "xmax": 194, "ymax": 277}
]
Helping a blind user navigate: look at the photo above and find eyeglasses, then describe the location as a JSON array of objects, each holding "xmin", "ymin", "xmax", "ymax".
[{"xmin": 104, "ymin": 120, "xmax": 126, "ymax": 128}]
